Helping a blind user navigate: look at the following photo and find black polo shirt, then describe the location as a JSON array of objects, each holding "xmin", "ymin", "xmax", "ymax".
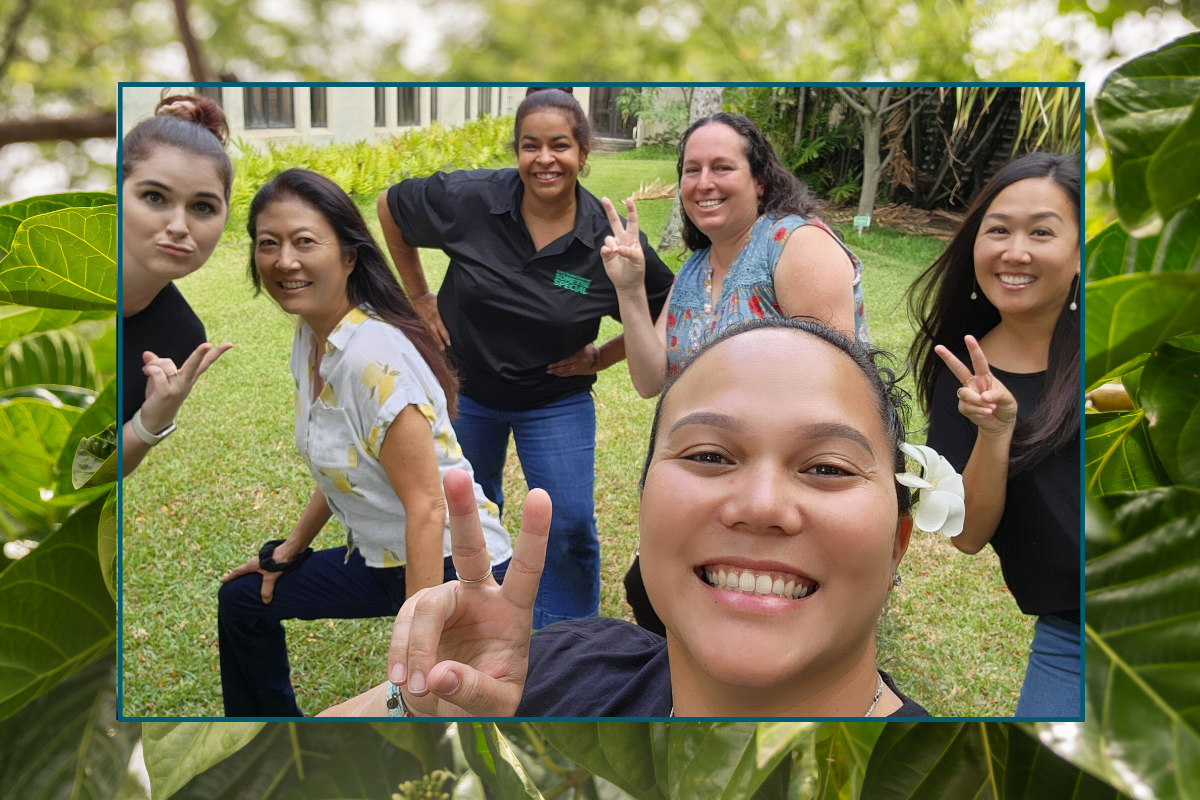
[{"xmin": 388, "ymin": 169, "xmax": 675, "ymax": 410}]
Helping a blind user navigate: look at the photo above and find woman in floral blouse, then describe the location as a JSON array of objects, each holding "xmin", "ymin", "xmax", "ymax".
[{"xmin": 217, "ymin": 169, "xmax": 512, "ymax": 716}]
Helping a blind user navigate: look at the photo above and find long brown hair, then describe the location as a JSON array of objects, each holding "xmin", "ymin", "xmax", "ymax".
[
  {"xmin": 907, "ymin": 152, "xmax": 1080, "ymax": 474},
  {"xmin": 247, "ymin": 168, "xmax": 459, "ymax": 415}
]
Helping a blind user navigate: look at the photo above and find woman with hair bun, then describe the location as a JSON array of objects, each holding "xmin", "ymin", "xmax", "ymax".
[
  {"xmin": 121, "ymin": 94, "xmax": 234, "ymax": 474},
  {"xmin": 377, "ymin": 88, "xmax": 676, "ymax": 628},
  {"xmin": 908, "ymin": 151, "xmax": 1081, "ymax": 717}
]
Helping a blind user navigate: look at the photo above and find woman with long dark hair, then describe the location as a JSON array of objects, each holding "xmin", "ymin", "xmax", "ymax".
[
  {"xmin": 377, "ymin": 88, "xmax": 675, "ymax": 629},
  {"xmin": 217, "ymin": 169, "xmax": 513, "ymax": 716},
  {"xmin": 908, "ymin": 151, "xmax": 1081, "ymax": 717},
  {"xmin": 121, "ymin": 95, "xmax": 234, "ymax": 474}
]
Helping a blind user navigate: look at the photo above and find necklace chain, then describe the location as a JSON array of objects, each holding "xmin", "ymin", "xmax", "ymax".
[{"xmin": 669, "ymin": 673, "xmax": 886, "ymax": 718}]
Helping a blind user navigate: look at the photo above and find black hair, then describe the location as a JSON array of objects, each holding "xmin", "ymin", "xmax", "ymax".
[
  {"xmin": 677, "ymin": 113, "xmax": 822, "ymax": 252},
  {"xmin": 246, "ymin": 168, "xmax": 459, "ymax": 415},
  {"xmin": 639, "ymin": 317, "xmax": 913, "ymax": 519},
  {"xmin": 513, "ymin": 88, "xmax": 591, "ymax": 162},
  {"xmin": 122, "ymin": 93, "xmax": 233, "ymax": 202},
  {"xmin": 907, "ymin": 151, "xmax": 1080, "ymax": 475}
]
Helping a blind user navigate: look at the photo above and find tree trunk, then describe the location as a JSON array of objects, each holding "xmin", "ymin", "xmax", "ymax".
[
  {"xmin": 659, "ymin": 87, "xmax": 723, "ymax": 252},
  {"xmin": 172, "ymin": 0, "xmax": 211, "ymax": 82},
  {"xmin": 857, "ymin": 105, "xmax": 884, "ymax": 220}
]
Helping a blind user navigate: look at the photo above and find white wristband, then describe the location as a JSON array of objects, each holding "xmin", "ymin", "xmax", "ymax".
[{"xmin": 131, "ymin": 409, "xmax": 177, "ymax": 446}]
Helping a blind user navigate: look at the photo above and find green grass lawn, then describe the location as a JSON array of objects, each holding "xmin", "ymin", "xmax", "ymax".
[{"xmin": 122, "ymin": 154, "xmax": 1030, "ymax": 718}]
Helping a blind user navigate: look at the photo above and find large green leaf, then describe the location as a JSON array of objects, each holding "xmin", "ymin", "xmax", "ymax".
[
  {"xmin": 1084, "ymin": 202, "xmax": 1200, "ymax": 282},
  {"xmin": 0, "ymin": 327, "xmax": 97, "ymax": 391},
  {"xmin": 0, "ymin": 398, "xmax": 80, "ymax": 531},
  {"xmin": 0, "ymin": 658, "xmax": 139, "ymax": 800},
  {"xmin": 0, "ymin": 495, "xmax": 113, "ymax": 719},
  {"xmin": 538, "ymin": 722, "xmax": 664, "ymax": 800},
  {"xmin": 460, "ymin": 722, "xmax": 499, "ymax": 796},
  {"xmin": 276, "ymin": 730, "xmax": 425, "ymax": 800},
  {"xmin": 1139, "ymin": 344, "xmax": 1200, "ymax": 486},
  {"xmin": 665, "ymin": 722, "xmax": 793, "ymax": 800},
  {"xmin": 1094, "ymin": 31, "xmax": 1200, "ymax": 231},
  {"xmin": 1084, "ymin": 411, "xmax": 1170, "ymax": 495},
  {"xmin": 480, "ymin": 722, "xmax": 545, "ymax": 799},
  {"xmin": 1034, "ymin": 494, "xmax": 1200, "ymax": 798},
  {"xmin": 1004, "ymin": 726, "xmax": 1123, "ymax": 800},
  {"xmin": 143, "ymin": 721, "xmax": 268, "ymax": 800},
  {"xmin": 813, "ymin": 722, "xmax": 886, "ymax": 800},
  {"xmin": 0, "ymin": 192, "xmax": 115, "ymax": 257},
  {"xmin": 1084, "ymin": 272, "xmax": 1200, "ymax": 388},
  {"xmin": 53, "ymin": 376, "xmax": 114, "ymax": 496},
  {"xmin": 0, "ymin": 206, "xmax": 116, "ymax": 311},
  {"xmin": 98, "ymin": 486, "xmax": 117, "ymax": 600},
  {"xmin": 0, "ymin": 305, "xmax": 111, "ymax": 348},
  {"xmin": 859, "ymin": 722, "xmax": 1007, "ymax": 800},
  {"xmin": 367, "ymin": 720, "xmax": 449, "ymax": 774},
  {"xmin": 1146, "ymin": 92, "xmax": 1200, "ymax": 225}
]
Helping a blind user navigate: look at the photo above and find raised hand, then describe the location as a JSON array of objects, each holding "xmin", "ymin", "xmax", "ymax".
[
  {"xmin": 934, "ymin": 335, "xmax": 1018, "ymax": 437},
  {"xmin": 139, "ymin": 341, "xmax": 233, "ymax": 434},
  {"xmin": 600, "ymin": 196, "xmax": 646, "ymax": 292},
  {"xmin": 388, "ymin": 469, "xmax": 552, "ymax": 716}
]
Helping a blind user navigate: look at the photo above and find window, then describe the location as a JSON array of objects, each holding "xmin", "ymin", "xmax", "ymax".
[
  {"xmin": 478, "ymin": 87, "xmax": 492, "ymax": 117},
  {"xmin": 430, "ymin": 88, "xmax": 438, "ymax": 122},
  {"xmin": 375, "ymin": 87, "xmax": 387, "ymax": 127},
  {"xmin": 465, "ymin": 87, "xmax": 472, "ymax": 120},
  {"xmin": 310, "ymin": 87, "xmax": 327, "ymax": 128},
  {"xmin": 197, "ymin": 86, "xmax": 222, "ymax": 106},
  {"xmin": 244, "ymin": 87, "xmax": 294, "ymax": 129},
  {"xmin": 398, "ymin": 87, "xmax": 419, "ymax": 126}
]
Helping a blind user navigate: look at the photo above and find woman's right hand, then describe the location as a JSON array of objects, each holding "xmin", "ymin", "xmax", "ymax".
[
  {"xmin": 935, "ymin": 336, "xmax": 1018, "ymax": 437},
  {"xmin": 388, "ymin": 469, "xmax": 552, "ymax": 716},
  {"xmin": 139, "ymin": 342, "xmax": 233, "ymax": 434},
  {"xmin": 413, "ymin": 291, "xmax": 450, "ymax": 350},
  {"xmin": 600, "ymin": 197, "xmax": 647, "ymax": 292}
]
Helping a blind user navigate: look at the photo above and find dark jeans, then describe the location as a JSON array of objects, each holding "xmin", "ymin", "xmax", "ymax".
[
  {"xmin": 217, "ymin": 546, "xmax": 508, "ymax": 716},
  {"xmin": 455, "ymin": 392, "xmax": 601, "ymax": 628}
]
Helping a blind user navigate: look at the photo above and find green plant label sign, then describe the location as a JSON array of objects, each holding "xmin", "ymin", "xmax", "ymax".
[{"xmin": 853, "ymin": 216, "xmax": 871, "ymax": 228}]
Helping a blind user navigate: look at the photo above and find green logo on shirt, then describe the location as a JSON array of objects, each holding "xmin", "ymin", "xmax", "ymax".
[{"xmin": 553, "ymin": 270, "xmax": 591, "ymax": 295}]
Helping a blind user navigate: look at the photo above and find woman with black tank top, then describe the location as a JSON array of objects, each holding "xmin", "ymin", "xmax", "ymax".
[
  {"xmin": 908, "ymin": 152, "xmax": 1082, "ymax": 717},
  {"xmin": 121, "ymin": 95, "xmax": 233, "ymax": 474}
]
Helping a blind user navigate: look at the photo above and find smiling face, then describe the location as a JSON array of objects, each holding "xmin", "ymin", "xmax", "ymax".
[
  {"xmin": 121, "ymin": 145, "xmax": 228, "ymax": 285},
  {"xmin": 680, "ymin": 122, "xmax": 764, "ymax": 244},
  {"xmin": 638, "ymin": 328, "xmax": 905, "ymax": 701},
  {"xmin": 253, "ymin": 196, "xmax": 356, "ymax": 331},
  {"xmin": 973, "ymin": 177, "xmax": 1080, "ymax": 321},
  {"xmin": 516, "ymin": 109, "xmax": 584, "ymax": 206}
]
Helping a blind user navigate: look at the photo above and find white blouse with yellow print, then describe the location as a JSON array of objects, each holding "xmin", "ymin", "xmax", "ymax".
[{"xmin": 291, "ymin": 306, "xmax": 513, "ymax": 570}]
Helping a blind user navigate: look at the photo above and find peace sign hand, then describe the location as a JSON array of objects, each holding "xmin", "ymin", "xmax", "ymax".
[
  {"xmin": 387, "ymin": 469, "xmax": 552, "ymax": 717},
  {"xmin": 600, "ymin": 196, "xmax": 647, "ymax": 292},
  {"xmin": 934, "ymin": 335, "xmax": 1019, "ymax": 438},
  {"xmin": 139, "ymin": 342, "xmax": 234, "ymax": 434}
]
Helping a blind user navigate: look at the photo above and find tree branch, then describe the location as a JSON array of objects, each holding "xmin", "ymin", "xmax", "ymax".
[
  {"xmin": 835, "ymin": 87, "xmax": 872, "ymax": 118},
  {"xmin": 0, "ymin": 0, "xmax": 37, "ymax": 82},
  {"xmin": 172, "ymin": 0, "xmax": 211, "ymax": 82},
  {"xmin": 0, "ymin": 112, "xmax": 117, "ymax": 147}
]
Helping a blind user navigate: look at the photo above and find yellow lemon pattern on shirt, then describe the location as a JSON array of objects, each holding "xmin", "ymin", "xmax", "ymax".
[
  {"xmin": 319, "ymin": 382, "xmax": 338, "ymax": 407},
  {"xmin": 318, "ymin": 467, "xmax": 364, "ymax": 496},
  {"xmin": 381, "ymin": 548, "xmax": 406, "ymax": 568},
  {"xmin": 365, "ymin": 424, "xmax": 383, "ymax": 457},
  {"xmin": 434, "ymin": 425, "xmax": 463, "ymax": 460},
  {"xmin": 480, "ymin": 498, "xmax": 500, "ymax": 518},
  {"xmin": 361, "ymin": 362, "xmax": 402, "ymax": 405}
]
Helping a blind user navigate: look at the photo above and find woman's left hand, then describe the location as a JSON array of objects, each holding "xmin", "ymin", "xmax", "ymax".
[
  {"xmin": 547, "ymin": 344, "xmax": 600, "ymax": 377},
  {"xmin": 219, "ymin": 541, "xmax": 298, "ymax": 604},
  {"xmin": 935, "ymin": 335, "xmax": 1019, "ymax": 437}
]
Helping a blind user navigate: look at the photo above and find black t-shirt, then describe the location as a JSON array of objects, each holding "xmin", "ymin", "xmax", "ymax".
[
  {"xmin": 388, "ymin": 169, "xmax": 675, "ymax": 410},
  {"xmin": 516, "ymin": 617, "xmax": 930, "ymax": 717},
  {"xmin": 925, "ymin": 364, "xmax": 1080, "ymax": 619},
  {"xmin": 121, "ymin": 282, "xmax": 206, "ymax": 424}
]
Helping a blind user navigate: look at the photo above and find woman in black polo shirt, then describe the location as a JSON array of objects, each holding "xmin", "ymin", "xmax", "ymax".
[
  {"xmin": 377, "ymin": 89, "xmax": 675, "ymax": 628},
  {"xmin": 908, "ymin": 152, "xmax": 1081, "ymax": 717}
]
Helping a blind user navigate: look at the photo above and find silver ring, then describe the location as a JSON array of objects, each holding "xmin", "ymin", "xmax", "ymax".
[{"xmin": 457, "ymin": 567, "xmax": 492, "ymax": 584}]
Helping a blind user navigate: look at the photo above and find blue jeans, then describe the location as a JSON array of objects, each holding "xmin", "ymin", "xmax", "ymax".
[
  {"xmin": 218, "ymin": 546, "xmax": 508, "ymax": 716},
  {"xmin": 455, "ymin": 392, "xmax": 601, "ymax": 628},
  {"xmin": 1015, "ymin": 614, "xmax": 1082, "ymax": 717}
]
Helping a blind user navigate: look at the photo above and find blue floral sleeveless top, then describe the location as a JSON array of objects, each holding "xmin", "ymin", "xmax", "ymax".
[{"xmin": 665, "ymin": 214, "xmax": 869, "ymax": 374}]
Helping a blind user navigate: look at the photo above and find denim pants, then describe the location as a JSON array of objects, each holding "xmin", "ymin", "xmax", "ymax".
[
  {"xmin": 217, "ymin": 546, "xmax": 508, "ymax": 716},
  {"xmin": 1015, "ymin": 614, "xmax": 1082, "ymax": 717},
  {"xmin": 455, "ymin": 392, "xmax": 601, "ymax": 628}
]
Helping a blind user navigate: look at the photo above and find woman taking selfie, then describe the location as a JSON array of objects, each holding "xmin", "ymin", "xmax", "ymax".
[
  {"xmin": 908, "ymin": 152, "xmax": 1081, "ymax": 717},
  {"xmin": 121, "ymin": 95, "xmax": 233, "ymax": 474},
  {"xmin": 322, "ymin": 319, "xmax": 940, "ymax": 718},
  {"xmin": 217, "ymin": 169, "xmax": 512, "ymax": 716},
  {"xmin": 377, "ymin": 88, "xmax": 675, "ymax": 628}
]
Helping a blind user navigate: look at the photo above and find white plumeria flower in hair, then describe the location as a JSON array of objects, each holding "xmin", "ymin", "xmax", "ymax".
[{"xmin": 895, "ymin": 442, "xmax": 966, "ymax": 537}]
